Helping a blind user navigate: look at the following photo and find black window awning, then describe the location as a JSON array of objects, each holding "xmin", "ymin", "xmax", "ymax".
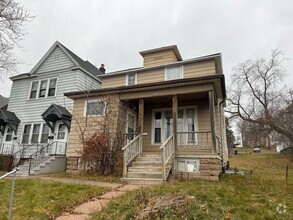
[
  {"xmin": 0, "ymin": 109, "xmax": 20, "ymax": 135},
  {"xmin": 41, "ymin": 104, "xmax": 72, "ymax": 132}
]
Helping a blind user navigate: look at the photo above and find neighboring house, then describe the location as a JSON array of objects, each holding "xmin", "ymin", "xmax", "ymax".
[
  {"xmin": 0, "ymin": 95, "xmax": 9, "ymax": 110},
  {"xmin": 66, "ymin": 45, "xmax": 228, "ymax": 183},
  {"xmin": 0, "ymin": 41, "xmax": 102, "ymax": 175}
]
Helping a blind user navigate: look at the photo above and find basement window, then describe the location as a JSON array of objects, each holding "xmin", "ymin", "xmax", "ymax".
[{"xmin": 176, "ymin": 159, "xmax": 199, "ymax": 173}]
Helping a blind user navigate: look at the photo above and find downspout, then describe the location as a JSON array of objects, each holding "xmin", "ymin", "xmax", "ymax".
[{"xmin": 219, "ymin": 98, "xmax": 225, "ymax": 173}]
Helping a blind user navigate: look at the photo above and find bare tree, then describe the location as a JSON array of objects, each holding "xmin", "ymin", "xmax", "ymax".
[
  {"xmin": 227, "ymin": 49, "xmax": 293, "ymax": 145},
  {"xmin": 0, "ymin": 0, "xmax": 32, "ymax": 77}
]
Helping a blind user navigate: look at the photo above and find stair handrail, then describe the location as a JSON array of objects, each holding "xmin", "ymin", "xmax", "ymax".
[
  {"xmin": 12, "ymin": 143, "xmax": 44, "ymax": 168},
  {"xmin": 28, "ymin": 141, "xmax": 67, "ymax": 174},
  {"xmin": 160, "ymin": 133, "xmax": 175, "ymax": 181},
  {"xmin": 122, "ymin": 134, "xmax": 142, "ymax": 177}
]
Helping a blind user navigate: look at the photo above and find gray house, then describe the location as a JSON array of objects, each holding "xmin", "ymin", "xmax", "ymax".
[{"xmin": 0, "ymin": 41, "xmax": 102, "ymax": 175}]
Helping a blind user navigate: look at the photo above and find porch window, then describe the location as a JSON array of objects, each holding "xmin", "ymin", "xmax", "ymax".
[
  {"xmin": 22, "ymin": 124, "xmax": 31, "ymax": 144},
  {"xmin": 85, "ymin": 100, "xmax": 106, "ymax": 116},
  {"xmin": 38, "ymin": 80, "xmax": 48, "ymax": 98},
  {"xmin": 48, "ymin": 78, "xmax": 57, "ymax": 97},
  {"xmin": 31, "ymin": 124, "xmax": 40, "ymax": 143},
  {"xmin": 57, "ymin": 124, "xmax": 66, "ymax": 140},
  {"xmin": 41, "ymin": 124, "xmax": 49, "ymax": 143},
  {"xmin": 126, "ymin": 73, "xmax": 137, "ymax": 86},
  {"xmin": 29, "ymin": 81, "xmax": 39, "ymax": 99},
  {"xmin": 152, "ymin": 107, "xmax": 198, "ymax": 144},
  {"xmin": 5, "ymin": 127, "xmax": 13, "ymax": 142},
  {"xmin": 165, "ymin": 66, "xmax": 183, "ymax": 81}
]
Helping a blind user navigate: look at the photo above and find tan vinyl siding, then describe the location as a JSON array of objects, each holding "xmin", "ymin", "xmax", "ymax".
[
  {"xmin": 137, "ymin": 69, "xmax": 164, "ymax": 84},
  {"xmin": 67, "ymin": 94, "xmax": 122, "ymax": 157},
  {"xmin": 143, "ymin": 50, "xmax": 178, "ymax": 67},
  {"xmin": 184, "ymin": 61, "xmax": 216, "ymax": 78},
  {"xmin": 101, "ymin": 74, "xmax": 125, "ymax": 88}
]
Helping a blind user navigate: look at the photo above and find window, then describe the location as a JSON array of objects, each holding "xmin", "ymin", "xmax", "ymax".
[
  {"xmin": 126, "ymin": 73, "xmax": 137, "ymax": 86},
  {"xmin": 85, "ymin": 100, "xmax": 106, "ymax": 116},
  {"xmin": 41, "ymin": 124, "xmax": 49, "ymax": 143},
  {"xmin": 29, "ymin": 81, "xmax": 39, "ymax": 99},
  {"xmin": 39, "ymin": 80, "xmax": 47, "ymax": 98},
  {"xmin": 48, "ymin": 78, "xmax": 57, "ymax": 96},
  {"xmin": 5, "ymin": 127, "xmax": 13, "ymax": 142},
  {"xmin": 165, "ymin": 66, "xmax": 183, "ymax": 81},
  {"xmin": 28, "ymin": 78, "xmax": 57, "ymax": 99},
  {"xmin": 152, "ymin": 107, "xmax": 198, "ymax": 144},
  {"xmin": 22, "ymin": 124, "xmax": 31, "ymax": 144},
  {"xmin": 57, "ymin": 124, "xmax": 66, "ymax": 140},
  {"xmin": 176, "ymin": 159, "xmax": 199, "ymax": 173},
  {"xmin": 31, "ymin": 124, "xmax": 40, "ymax": 143}
]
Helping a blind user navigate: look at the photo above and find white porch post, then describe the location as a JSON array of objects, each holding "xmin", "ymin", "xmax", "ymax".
[{"xmin": 209, "ymin": 91, "xmax": 218, "ymax": 154}]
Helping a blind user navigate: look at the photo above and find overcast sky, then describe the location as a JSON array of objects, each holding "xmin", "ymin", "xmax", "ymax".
[{"xmin": 0, "ymin": 0, "xmax": 293, "ymax": 97}]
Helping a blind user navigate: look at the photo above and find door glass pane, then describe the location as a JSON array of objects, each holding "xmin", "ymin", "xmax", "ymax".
[
  {"xmin": 31, "ymin": 124, "xmax": 40, "ymax": 143},
  {"xmin": 57, "ymin": 124, "xmax": 66, "ymax": 140},
  {"xmin": 127, "ymin": 112, "xmax": 136, "ymax": 141},
  {"xmin": 154, "ymin": 112, "xmax": 161, "ymax": 143},
  {"xmin": 187, "ymin": 109, "xmax": 195, "ymax": 142},
  {"xmin": 5, "ymin": 127, "xmax": 12, "ymax": 142}
]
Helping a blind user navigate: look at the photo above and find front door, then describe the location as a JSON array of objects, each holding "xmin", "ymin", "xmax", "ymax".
[
  {"xmin": 1, "ymin": 126, "xmax": 14, "ymax": 154},
  {"xmin": 52, "ymin": 121, "xmax": 67, "ymax": 155}
]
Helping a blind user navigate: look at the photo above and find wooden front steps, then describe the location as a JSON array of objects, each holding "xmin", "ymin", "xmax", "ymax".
[{"xmin": 121, "ymin": 152, "xmax": 165, "ymax": 185}]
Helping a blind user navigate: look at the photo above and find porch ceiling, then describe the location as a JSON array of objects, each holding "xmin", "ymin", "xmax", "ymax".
[{"xmin": 143, "ymin": 92, "xmax": 208, "ymax": 104}]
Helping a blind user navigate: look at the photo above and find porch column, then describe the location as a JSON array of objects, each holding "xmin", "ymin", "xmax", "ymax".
[
  {"xmin": 172, "ymin": 95, "xmax": 178, "ymax": 150},
  {"xmin": 209, "ymin": 91, "xmax": 218, "ymax": 154},
  {"xmin": 137, "ymin": 99, "xmax": 144, "ymax": 153}
]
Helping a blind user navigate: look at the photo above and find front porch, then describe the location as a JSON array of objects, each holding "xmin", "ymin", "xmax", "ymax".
[{"xmin": 121, "ymin": 88, "xmax": 223, "ymax": 183}]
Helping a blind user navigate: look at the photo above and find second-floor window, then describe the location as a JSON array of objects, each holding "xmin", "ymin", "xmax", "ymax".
[
  {"xmin": 29, "ymin": 78, "xmax": 57, "ymax": 99},
  {"xmin": 165, "ymin": 66, "xmax": 183, "ymax": 81},
  {"xmin": 126, "ymin": 73, "xmax": 137, "ymax": 86},
  {"xmin": 85, "ymin": 100, "xmax": 106, "ymax": 116}
]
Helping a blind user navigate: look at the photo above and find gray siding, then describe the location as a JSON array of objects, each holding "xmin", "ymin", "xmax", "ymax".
[
  {"xmin": 37, "ymin": 46, "xmax": 74, "ymax": 73},
  {"xmin": 7, "ymin": 47, "xmax": 101, "ymax": 142}
]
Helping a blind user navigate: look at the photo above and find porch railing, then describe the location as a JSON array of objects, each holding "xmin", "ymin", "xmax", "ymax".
[
  {"xmin": 28, "ymin": 141, "xmax": 67, "ymax": 174},
  {"xmin": 160, "ymin": 133, "xmax": 175, "ymax": 181},
  {"xmin": 0, "ymin": 143, "xmax": 14, "ymax": 155},
  {"xmin": 177, "ymin": 131, "xmax": 212, "ymax": 149},
  {"xmin": 122, "ymin": 134, "xmax": 142, "ymax": 177}
]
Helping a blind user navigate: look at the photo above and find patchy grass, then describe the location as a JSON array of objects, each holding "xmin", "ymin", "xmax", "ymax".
[
  {"xmin": 0, "ymin": 178, "xmax": 109, "ymax": 220},
  {"xmin": 43, "ymin": 172, "xmax": 122, "ymax": 183},
  {"xmin": 93, "ymin": 153, "xmax": 293, "ymax": 220}
]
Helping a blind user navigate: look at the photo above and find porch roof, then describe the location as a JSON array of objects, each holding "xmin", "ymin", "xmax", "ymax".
[
  {"xmin": 0, "ymin": 109, "xmax": 20, "ymax": 126},
  {"xmin": 65, "ymin": 74, "xmax": 226, "ymax": 99},
  {"xmin": 41, "ymin": 104, "xmax": 72, "ymax": 122}
]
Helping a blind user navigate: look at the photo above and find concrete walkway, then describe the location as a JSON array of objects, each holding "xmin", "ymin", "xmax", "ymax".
[{"xmin": 55, "ymin": 184, "xmax": 144, "ymax": 220}]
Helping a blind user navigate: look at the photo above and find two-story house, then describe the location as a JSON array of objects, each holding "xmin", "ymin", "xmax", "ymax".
[
  {"xmin": 65, "ymin": 45, "xmax": 228, "ymax": 184},
  {"xmin": 0, "ymin": 41, "xmax": 102, "ymax": 174}
]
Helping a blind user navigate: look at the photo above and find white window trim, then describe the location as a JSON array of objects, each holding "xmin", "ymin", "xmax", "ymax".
[
  {"xmin": 21, "ymin": 123, "xmax": 49, "ymax": 144},
  {"xmin": 151, "ymin": 106, "xmax": 198, "ymax": 145},
  {"xmin": 28, "ymin": 78, "xmax": 58, "ymax": 100},
  {"xmin": 125, "ymin": 73, "xmax": 137, "ymax": 86},
  {"xmin": 164, "ymin": 65, "xmax": 184, "ymax": 81},
  {"xmin": 84, "ymin": 99, "xmax": 107, "ymax": 117}
]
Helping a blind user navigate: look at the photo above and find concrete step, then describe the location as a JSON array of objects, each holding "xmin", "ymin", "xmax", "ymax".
[
  {"xmin": 121, "ymin": 177, "xmax": 163, "ymax": 185},
  {"xmin": 128, "ymin": 167, "xmax": 162, "ymax": 172},
  {"xmin": 127, "ymin": 171, "xmax": 162, "ymax": 179},
  {"xmin": 132, "ymin": 161, "xmax": 162, "ymax": 167},
  {"xmin": 135, "ymin": 157, "xmax": 161, "ymax": 162}
]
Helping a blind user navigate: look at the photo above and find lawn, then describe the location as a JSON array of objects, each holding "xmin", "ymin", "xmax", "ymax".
[
  {"xmin": 93, "ymin": 152, "xmax": 293, "ymax": 220},
  {"xmin": 0, "ymin": 178, "xmax": 109, "ymax": 220}
]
